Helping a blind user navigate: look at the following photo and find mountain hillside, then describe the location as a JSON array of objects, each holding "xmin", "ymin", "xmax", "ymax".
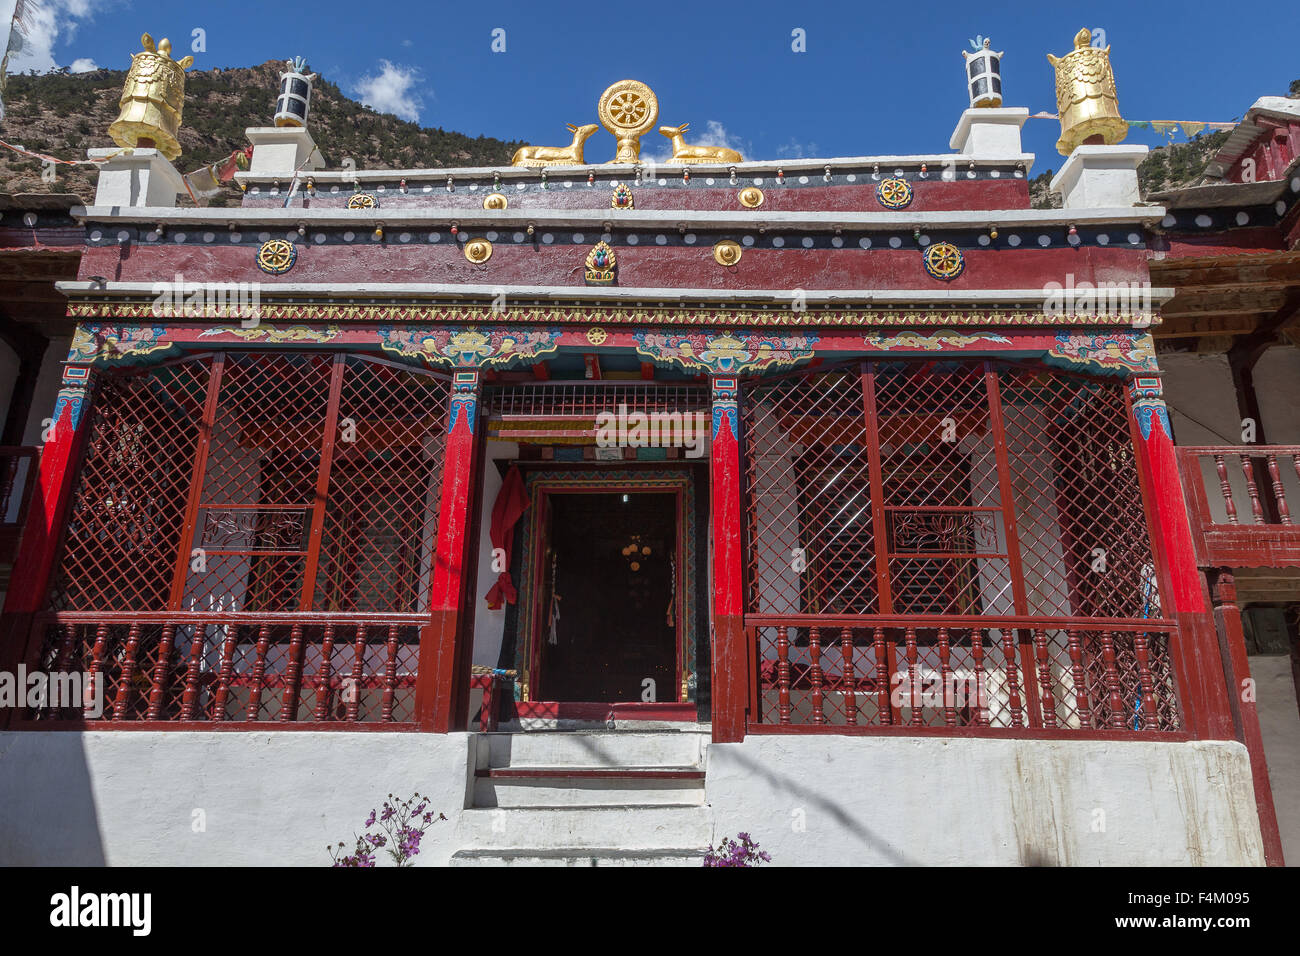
[{"xmin": 0, "ymin": 60, "xmax": 524, "ymax": 206}]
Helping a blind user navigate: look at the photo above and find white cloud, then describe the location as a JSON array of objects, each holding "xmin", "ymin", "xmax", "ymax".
[
  {"xmin": 2, "ymin": 0, "xmax": 109, "ymax": 74},
  {"xmin": 353, "ymin": 59, "xmax": 423, "ymax": 122},
  {"xmin": 68, "ymin": 56, "xmax": 97, "ymax": 72},
  {"xmin": 776, "ymin": 137, "xmax": 819, "ymax": 160}
]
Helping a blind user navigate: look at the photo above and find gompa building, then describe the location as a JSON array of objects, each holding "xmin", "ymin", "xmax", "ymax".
[{"xmin": 1, "ymin": 30, "xmax": 1297, "ymax": 866}]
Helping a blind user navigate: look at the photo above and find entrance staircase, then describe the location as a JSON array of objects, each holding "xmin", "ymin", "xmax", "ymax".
[{"xmin": 450, "ymin": 730, "xmax": 713, "ymax": 866}]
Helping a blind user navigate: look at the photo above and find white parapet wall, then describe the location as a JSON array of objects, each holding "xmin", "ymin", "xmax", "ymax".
[
  {"xmin": 0, "ymin": 732, "xmax": 476, "ymax": 866},
  {"xmin": 0, "ymin": 731, "xmax": 1266, "ymax": 866},
  {"xmin": 706, "ymin": 736, "xmax": 1265, "ymax": 866}
]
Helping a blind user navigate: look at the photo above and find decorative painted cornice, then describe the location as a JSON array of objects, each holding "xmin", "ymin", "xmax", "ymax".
[{"xmin": 66, "ymin": 301, "xmax": 1160, "ymax": 329}]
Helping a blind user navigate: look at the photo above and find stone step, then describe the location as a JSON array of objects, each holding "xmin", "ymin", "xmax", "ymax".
[
  {"xmin": 456, "ymin": 805, "xmax": 713, "ymax": 850},
  {"xmin": 473, "ymin": 767, "xmax": 706, "ymax": 808},
  {"xmin": 450, "ymin": 847, "xmax": 707, "ymax": 867},
  {"xmin": 481, "ymin": 730, "xmax": 707, "ymax": 770}
]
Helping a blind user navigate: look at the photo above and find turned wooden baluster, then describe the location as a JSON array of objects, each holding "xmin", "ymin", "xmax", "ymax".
[
  {"xmin": 938, "ymin": 627, "xmax": 956, "ymax": 726},
  {"xmin": 1066, "ymin": 629, "xmax": 1092, "ymax": 729},
  {"xmin": 1000, "ymin": 630, "xmax": 1023, "ymax": 727},
  {"xmin": 145, "ymin": 624, "xmax": 176, "ymax": 720},
  {"xmin": 1100, "ymin": 631, "xmax": 1125, "ymax": 729},
  {"xmin": 278, "ymin": 624, "xmax": 305, "ymax": 721},
  {"xmin": 245, "ymin": 624, "xmax": 271, "ymax": 720},
  {"xmin": 809, "ymin": 626, "xmax": 825, "ymax": 724},
  {"xmin": 970, "ymin": 629, "xmax": 989, "ymax": 726},
  {"xmin": 346, "ymin": 625, "xmax": 367, "ymax": 721},
  {"xmin": 179, "ymin": 621, "xmax": 208, "ymax": 720},
  {"xmin": 50, "ymin": 624, "xmax": 78, "ymax": 719},
  {"xmin": 1213, "ymin": 454, "xmax": 1238, "ymax": 524},
  {"xmin": 0, "ymin": 458, "xmax": 15, "ymax": 517},
  {"xmin": 776, "ymin": 626, "xmax": 791, "ymax": 724},
  {"xmin": 113, "ymin": 623, "xmax": 141, "ymax": 720},
  {"xmin": 1239, "ymin": 455, "xmax": 1265, "ymax": 524},
  {"xmin": 873, "ymin": 626, "xmax": 890, "ymax": 725},
  {"xmin": 84, "ymin": 625, "xmax": 108, "ymax": 719},
  {"xmin": 906, "ymin": 626, "xmax": 921, "ymax": 726},
  {"xmin": 54, "ymin": 623, "xmax": 79, "ymax": 673},
  {"xmin": 1266, "ymin": 455, "xmax": 1291, "ymax": 525},
  {"xmin": 314, "ymin": 624, "xmax": 336, "ymax": 722},
  {"xmin": 381, "ymin": 625, "xmax": 400, "ymax": 722},
  {"xmin": 1133, "ymin": 632, "xmax": 1158, "ymax": 731},
  {"xmin": 211, "ymin": 623, "xmax": 240, "ymax": 721},
  {"xmin": 1034, "ymin": 628, "xmax": 1057, "ymax": 729},
  {"xmin": 840, "ymin": 627, "xmax": 857, "ymax": 726}
]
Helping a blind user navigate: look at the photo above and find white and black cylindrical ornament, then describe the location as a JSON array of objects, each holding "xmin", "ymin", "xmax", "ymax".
[
  {"xmin": 275, "ymin": 56, "xmax": 316, "ymax": 127},
  {"xmin": 961, "ymin": 37, "xmax": 1004, "ymax": 108}
]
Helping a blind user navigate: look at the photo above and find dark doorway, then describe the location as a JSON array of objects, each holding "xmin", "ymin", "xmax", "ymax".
[{"xmin": 540, "ymin": 492, "xmax": 678, "ymax": 702}]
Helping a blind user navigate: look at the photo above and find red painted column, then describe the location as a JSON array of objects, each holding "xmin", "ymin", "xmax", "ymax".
[
  {"xmin": 1127, "ymin": 375, "xmax": 1234, "ymax": 739},
  {"xmin": 1209, "ymin": 570, "xmax": 1285, "ymax": 866},
  {"xmin": 710, "ymin": 376, "xmax": 747, "ymax": 743},
  {"xmin": 0, "ymin": 364, "xmax": 94, "ymax": 716},
  {"xmin": 415, "ymin": 370, "xmax": 481, "ymax": 732}
]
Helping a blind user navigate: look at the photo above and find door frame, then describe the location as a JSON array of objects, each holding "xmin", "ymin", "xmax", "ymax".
[{"xmin": 512, "ymin": 467, "xmax": 698, "ymax": 705}]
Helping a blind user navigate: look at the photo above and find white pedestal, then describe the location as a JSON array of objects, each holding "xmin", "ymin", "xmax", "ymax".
[
  {"xmin": 89, "ymin": 148, "xmax": 186, "ymax": 208},
  {"xmin": 245, "ymin": 127, "xmax": 324, "ymax": 177},
  {"xmin": 949, "ymin": 108, "xmax": 1029, "ymax": 157},
  {"xmin": 1050, "ymin": 144, "xmax": 1148, "ymax": 208}
]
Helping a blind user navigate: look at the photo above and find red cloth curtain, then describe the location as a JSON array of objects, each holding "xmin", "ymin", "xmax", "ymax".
[{"xmin": 484, "ymin": 465, "xmax": 528, "ymax": 609}]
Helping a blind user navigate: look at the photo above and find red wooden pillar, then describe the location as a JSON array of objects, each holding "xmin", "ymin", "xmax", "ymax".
[
  {"xmin": 1127, "ymin": 375, "xmax": 1234, "ymax": 739},
  {"xmin": 710, "ymin": 376, "xmax": 747, "ymax": 743},
  {"xmin": 415, "ymin": 371, "xmax": 481, "ymax": 732},
  {"xmin": 1209, "ymin": 570, "xmax": 1285, "ymax": 866},
  {"xmin": 0, "ymin": 364, "xmax": 94, "ymax": 721}
]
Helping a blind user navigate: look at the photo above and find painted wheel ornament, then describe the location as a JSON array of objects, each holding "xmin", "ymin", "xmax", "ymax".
[
  {"xmin": 923, "ymin": 242, "xmax": 965, "ymax": 281},
  {"xmin": 877, "ymin": 177, "xmax": 913, "ymax": 209},
  {"xmin": 347, "ymin": 193, "xmax": 378, "ymax": 209},
  {"xmin": 256, "ymin": 239, "xmax": 297, "ymax": 274}
]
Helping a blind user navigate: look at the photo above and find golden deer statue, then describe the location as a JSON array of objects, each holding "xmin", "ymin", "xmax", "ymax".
[
  {"xmin": 657, "ymin": 123, "xmax": 744, "ymax": 164},
  {"xmin": 511, "ymin": 123, "xmax": 600, "ymax": 167}
]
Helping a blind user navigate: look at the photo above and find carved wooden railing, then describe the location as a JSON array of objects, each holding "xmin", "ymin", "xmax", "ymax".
[
  {"xmin": 1177, "ymin": 445, "xmax": 1300, "ymax": 568},
  {"xmin": 747, "ymin": 615, "xmax": 1182, "ymax": 736},
  {"xmin": 0, "ymin": 446, "xmax": 39, "ymax": 568},
  {"xmin": 15, "ymin": 611, "xmax": 426, "ymax": 726}
]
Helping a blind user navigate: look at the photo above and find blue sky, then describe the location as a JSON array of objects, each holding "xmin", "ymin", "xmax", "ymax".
[{"xmin": 6, "ymin": 0, "xmax": 1299, "ymax": 174}]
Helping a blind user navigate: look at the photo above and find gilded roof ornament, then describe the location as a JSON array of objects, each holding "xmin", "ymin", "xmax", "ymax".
[
  {"xmin": 1046, "ymin": 27, "xmax": 1127, "ymax": 156},
  {"xmin": 511, "ymin": 123, "xmax": 599, "ymax": 167},
  {"xmin": 598, "ymin": 80, "xmax": 659, "ymax": 163},
  {"xmin": 107, "ymin": 33, "xmax": 195, "ymax": 161},
  {"xmin": 658, "ymin": 123, "xmax": 743, "ymax": 164}
]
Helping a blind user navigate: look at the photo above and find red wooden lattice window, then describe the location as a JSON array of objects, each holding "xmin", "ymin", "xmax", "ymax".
[
  {"xmin": 741, "ymin": 359, "xmax": 1180, "ymax": 732},
  {"xmin": 25, "ymin": 351, "xmax": 451, "ymax": 724}
]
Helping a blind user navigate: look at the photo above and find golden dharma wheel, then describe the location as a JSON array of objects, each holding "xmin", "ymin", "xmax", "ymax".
[
  {"xmin": 464, "ymin": 239, "xmax": 493, "ymax": 263},
  {"xmin": 598, "ymin": 79, "xmax": 659, "ymax": 163},
  {"xmin": 256, "ymin": 239, "xmax": 297, "ymax": 275},
  {"xmin": 346, "ymin": 193, "xmax": 378, "ymax": 209},
  {"xmin": 714, "ymin": 240, "xmax": 743, "ymax": 266}
]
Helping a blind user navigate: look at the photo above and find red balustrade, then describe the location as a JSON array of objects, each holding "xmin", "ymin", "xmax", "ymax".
[
  {"xmin": 1177, "ymin": 446, "xmax": 1300, "ymax": 568},
  {"xmin": 750, "ymin": 616, "xmax": 1181, "ymax": 734}
]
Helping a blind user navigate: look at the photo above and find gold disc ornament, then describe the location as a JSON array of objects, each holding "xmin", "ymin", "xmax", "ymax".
[
  {"xmin": 598, "ymin": 80, "xmax": 659, "ymax": 163},
  {"xmin": 464, "ymin": 239, "xmax": 493, "ymax": 263},
  {"xmin": 713, "ymin": 240, "xmax": 743, "ymax": 266}
]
